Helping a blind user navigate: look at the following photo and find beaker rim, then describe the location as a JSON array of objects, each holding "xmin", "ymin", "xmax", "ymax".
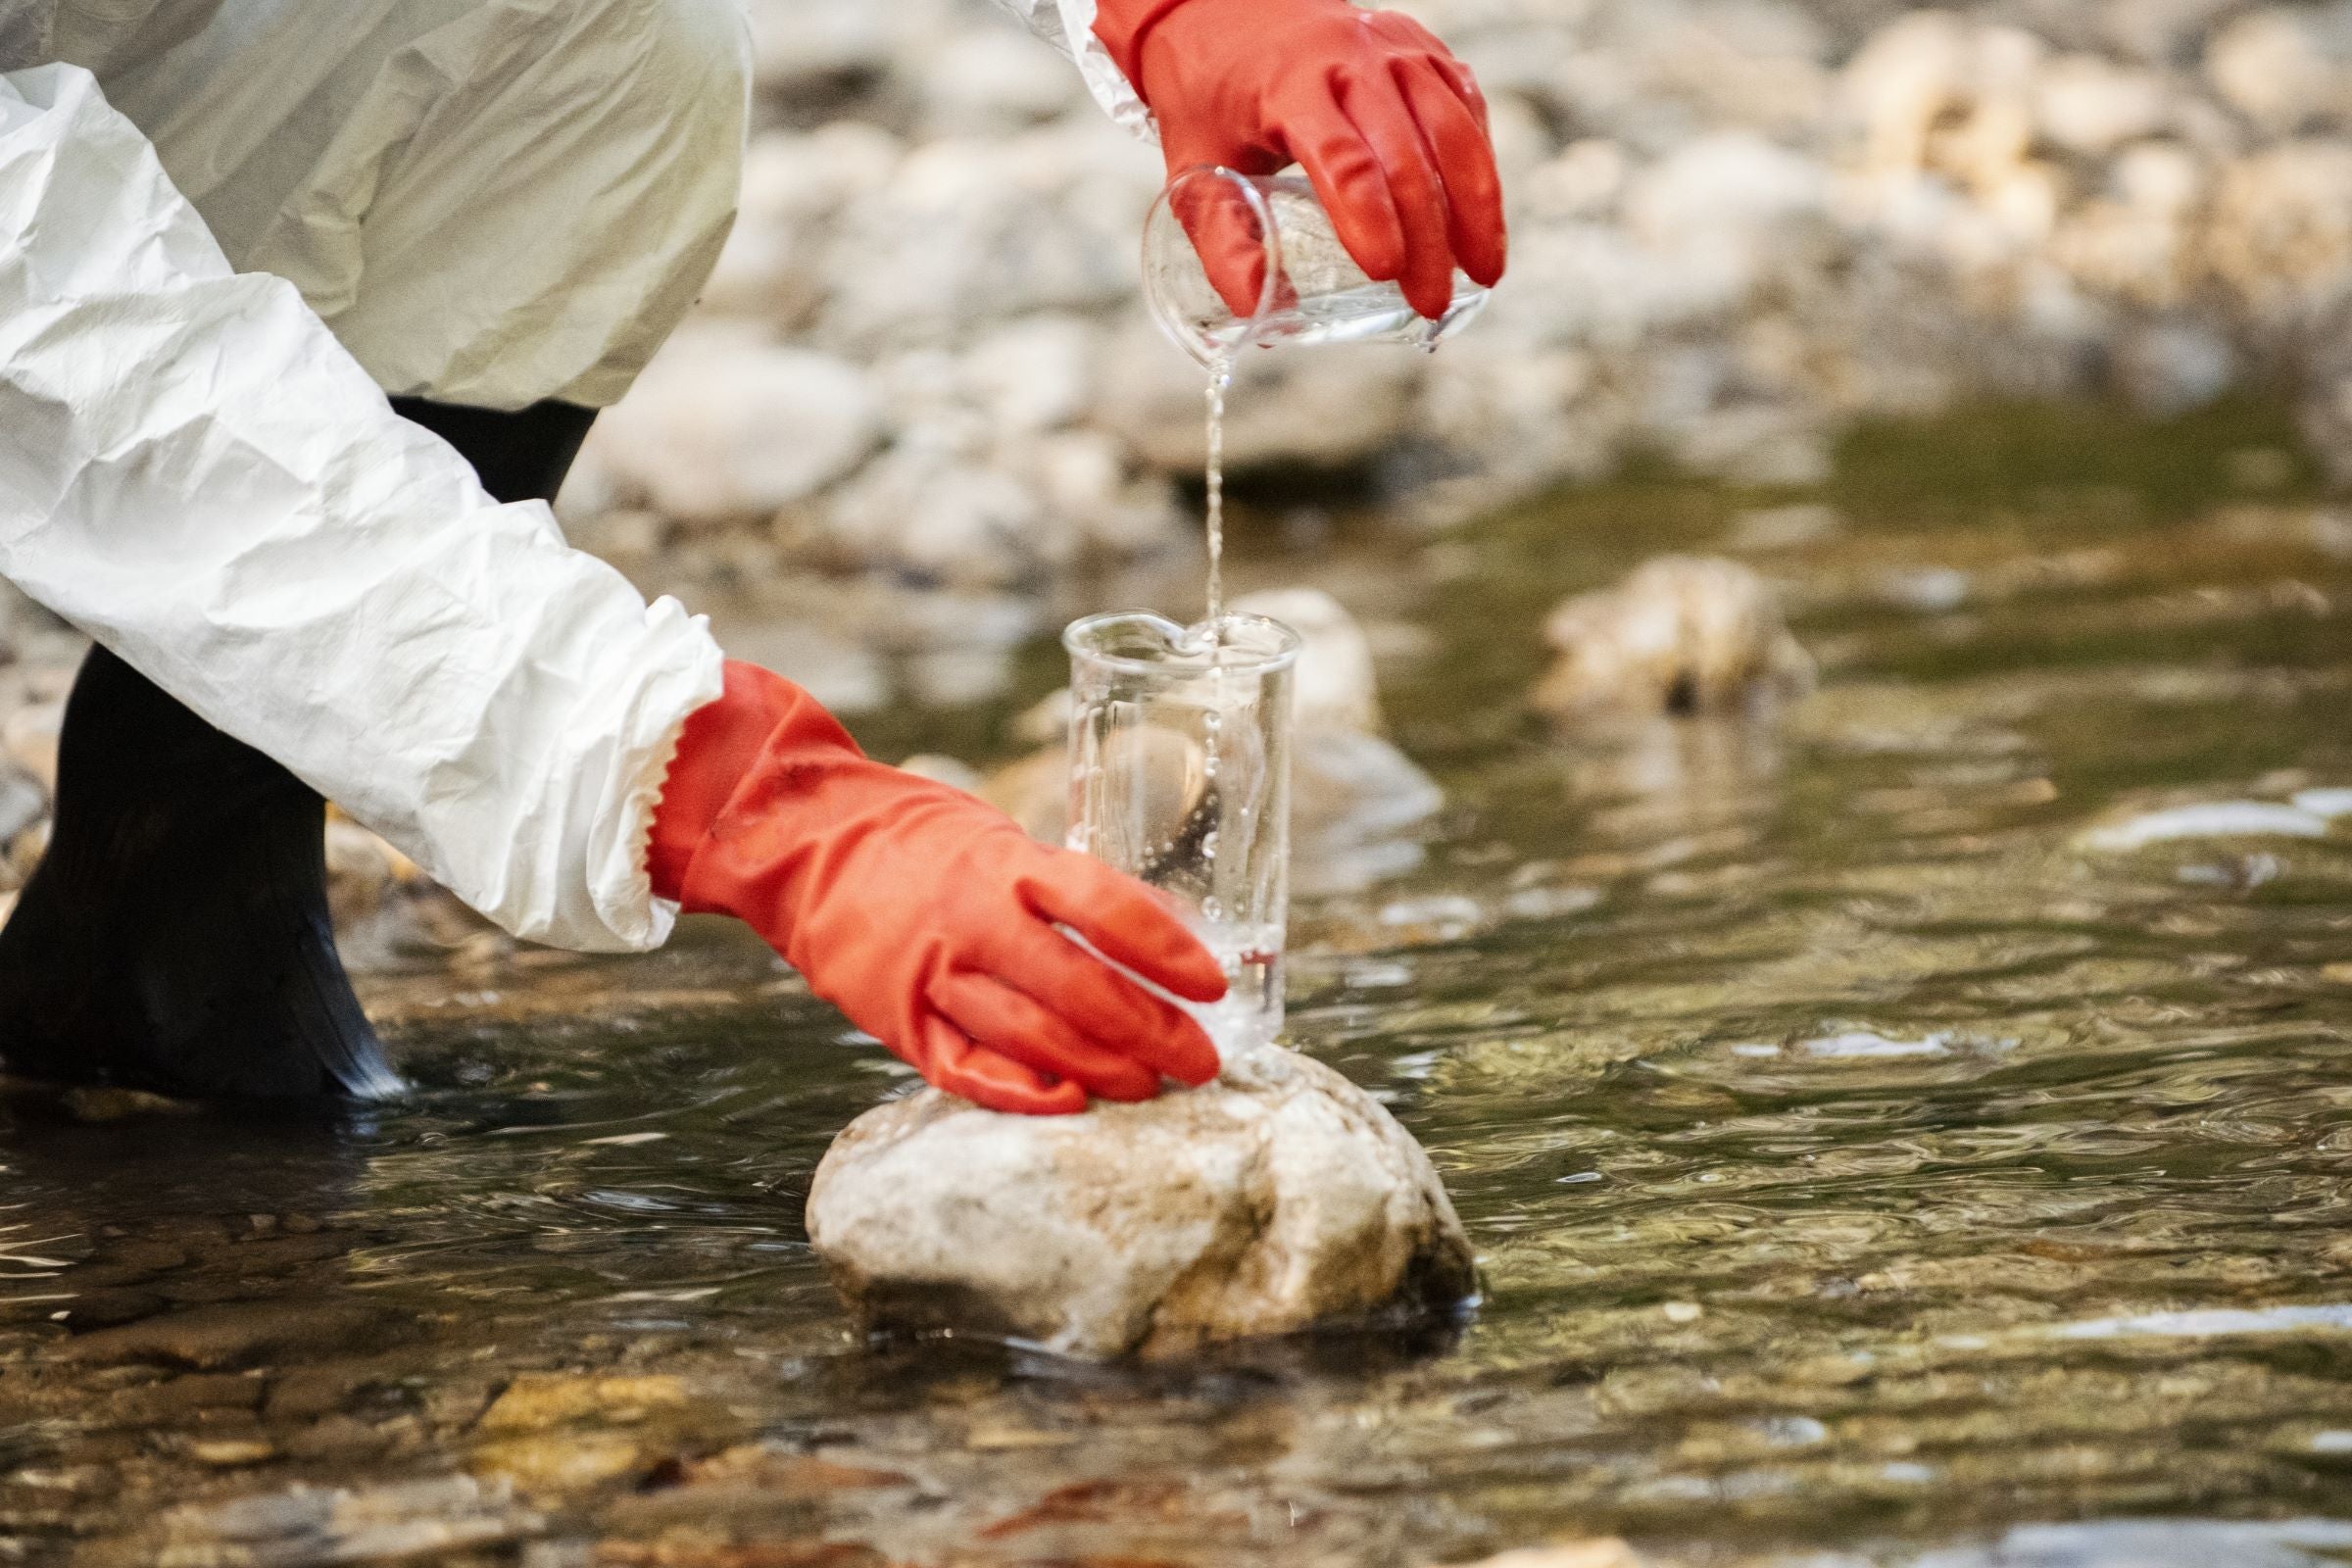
[{"xmin": 1063, "ymin": 611, "xmax": 1303, "ymax": 675}]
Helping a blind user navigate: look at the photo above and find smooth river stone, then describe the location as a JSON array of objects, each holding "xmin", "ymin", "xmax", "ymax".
[{"xmin": 806, "ymin": 1049, "xmax": 1476, "ymax": 1359}]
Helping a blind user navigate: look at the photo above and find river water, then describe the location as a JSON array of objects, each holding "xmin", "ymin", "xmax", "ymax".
[{"xmin": 7, "ymin": 402, "xmax": 2352, "ymax": 1566}]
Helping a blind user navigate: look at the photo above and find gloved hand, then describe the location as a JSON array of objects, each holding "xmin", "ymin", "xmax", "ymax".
[
  {"xmin": 649, "ymin": 662, "xmax": 1228, "ymax": 1114},
  {"xmin": 1095, "ymin": 0, "xmax": 1507, "ymax": 320}
]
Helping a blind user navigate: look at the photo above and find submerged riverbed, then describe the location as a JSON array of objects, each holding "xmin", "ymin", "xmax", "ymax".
[{"xmin": 8, "ymin": 401, "xmax": 2352, "ymax": 1566}]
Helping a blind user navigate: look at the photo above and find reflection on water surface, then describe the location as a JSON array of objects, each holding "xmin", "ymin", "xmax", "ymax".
[{"xmin": 7, "ymin": 401, "xmax": 2352, "ymax": 1566}]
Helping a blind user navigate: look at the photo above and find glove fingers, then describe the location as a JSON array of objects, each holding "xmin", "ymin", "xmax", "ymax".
[
  {"xmin": 937, "ymin": 974, "xmax": 1163, "ymax": 1103},
  {"xmin": 1170, "ymin": 168, "xmax": 1273, "ymax": 320},
  {"xmin": 1365, "ymin": 10, "xmax": 1495, "ymax": 129},
  {"xmin": 921, "ymin": 1016, "xmax": 1090, "ymax": 1114},
  {"xmin": 1021, "ymin": 855, "xmax": 1229, "ymax": 1004},
  {"xmin": 1364, "ymin": 7, "xmax": 1448, "ymax": 58},
  {"xmin": 1337, "ymin": 72, "xmax": 1459, "ymax": 320},
  {"xmin": 1282, "ymin": 92, "xmax": 1408, "ymax": 285},
  {"xmin": 1396, "ymin": 57, "xmax": 1507, "ymax": 288},
  {"xmin": 984, "ymin": 920, "xmax": 1222, "ymax": 1088}
]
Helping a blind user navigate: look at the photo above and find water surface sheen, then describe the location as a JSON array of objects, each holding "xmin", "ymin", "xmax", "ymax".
[{"xmin": 8, "ymin": 404, "xmax": 2352, "ymax": 1566}]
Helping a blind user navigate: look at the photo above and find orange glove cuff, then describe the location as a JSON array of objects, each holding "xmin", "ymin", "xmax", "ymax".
[
  {"xmin": 649, "ymin": 662, "xmax": 821, "ymax": 904},
  {"xmin": 1091, "ymin": 0, "xmax": 1198, "ymax": 93}
]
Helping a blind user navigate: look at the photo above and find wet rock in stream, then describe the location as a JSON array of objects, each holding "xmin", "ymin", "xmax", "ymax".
[
  {"xmin": 1446, "ymin": 1546, "xmax": 1647, "ymax": 1568},
  {"xmin": 1536, "ymin": 556, "xmax": 1814, "ymax": 721},
  {"xmin": 468, "ymin": 1373, "xmax": 752, "ymax": 1499},
  {"xmin": 807, "ymin": 1048, "xmax": 1475, "ymax": 1359},
  {"xmin": 83, "ymin": 1474, "xmax": 543, "ymax": 1568},
  {"xmin": 57, "ymin": 1299, "xmax": 394, "ymax": 1372}
]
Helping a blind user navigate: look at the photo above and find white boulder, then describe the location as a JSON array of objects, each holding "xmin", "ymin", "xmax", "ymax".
[
  {"xmin": 820, "ymin": 442, "xmax": 1050, "ymax": 586},
  {"xmin": 584, "ymin": 325, "xmax": 881, "ymax": 527},
  {"xmin": 1232, "ymin": 587, "xmax": 1384, "ymax": 734},
  {"xmin": 806, "ymin": 1048, "xmax": 1475, "ymax": 1359}
]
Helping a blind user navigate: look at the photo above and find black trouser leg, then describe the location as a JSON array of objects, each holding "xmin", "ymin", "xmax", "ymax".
[{"xmin": 0, "ymin": 398, "xmax": 598, "ymax": 1099}]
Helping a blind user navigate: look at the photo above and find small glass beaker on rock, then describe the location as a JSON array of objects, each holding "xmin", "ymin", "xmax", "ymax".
[{"xmin": 1064, "ymin": 612, "xmax": 1299, "ymax": 1060}]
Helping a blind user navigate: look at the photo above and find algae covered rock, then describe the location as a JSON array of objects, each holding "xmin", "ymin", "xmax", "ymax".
[
  {"xmin": 1536, "ymin": 556, "xmax": 1813, "ymax": 720},
  {"xmin": 806, "ymin": 1049, "xmax": 1475, "ymax": 1359}
]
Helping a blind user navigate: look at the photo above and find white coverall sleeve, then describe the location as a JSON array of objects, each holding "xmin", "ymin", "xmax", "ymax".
[
  {"xmin": 0, "ymin": 64, "xmax": 724, "ymax": 954},
  {"xmin": 985, "ymin": 0, "xmax": 1155, "ymax": 138}
]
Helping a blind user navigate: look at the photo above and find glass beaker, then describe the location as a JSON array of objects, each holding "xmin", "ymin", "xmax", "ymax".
[
  {"xmin": 1143, "ymin": 166, "xmax": 1490, "ymax": 368},
  {"xmin": 1065, "ymin": 612, "xmax": 1300, "ymax": 1059}
]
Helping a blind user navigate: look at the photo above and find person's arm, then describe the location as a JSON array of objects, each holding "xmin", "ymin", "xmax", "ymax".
[
  {"xmin": 0, "ymin": 63, "xmax": 722, "ymax": 954},
  {"xmin": 992, "ymin": 0, "xmax": 1506, "ymax": 321},
  {"xmin": 0, "ymin": 62, "xmax": 1227, "ymax": 1114}
]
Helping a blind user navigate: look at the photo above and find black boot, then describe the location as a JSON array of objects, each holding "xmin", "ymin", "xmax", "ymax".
[{"xmin": 0, "ymin": 398, "xmax": 598, "ymax": 1099}]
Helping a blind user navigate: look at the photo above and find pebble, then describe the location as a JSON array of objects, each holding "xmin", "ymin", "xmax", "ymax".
[
  {"xmin": 188, "ymin": 1437, "xmax": 276, "ymax": 1467},
  {"xmin": 476, "ymin": 1373, "xmax": 691, "ymax": 1433},
  {"xmin": 469, "ymin": 1373, "xmax": 747, "ymax": 1497}
]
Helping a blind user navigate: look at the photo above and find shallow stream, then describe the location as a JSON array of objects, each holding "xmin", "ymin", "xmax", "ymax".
[{"xmin": 7, "ymin": 401, "xmax": 2352, "ymax": 1566}]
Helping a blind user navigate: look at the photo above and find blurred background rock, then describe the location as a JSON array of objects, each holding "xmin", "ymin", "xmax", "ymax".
[
  {"xmin": 564, "ymin": 0, "xmax": 2352, "ymax": 605},
  {"xmin": 3, "ymin": 0, "xmax": 2350, "ymax": 956}
]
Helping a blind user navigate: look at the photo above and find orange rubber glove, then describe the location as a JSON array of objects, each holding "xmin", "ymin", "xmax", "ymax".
[
  {"xmin": 1096, "ymin": 0, "xmax": 1508, "ymax": 320},
  {"xmin": 649, "ymin": 662, "xmax": 1227, "ymax": 1114}
]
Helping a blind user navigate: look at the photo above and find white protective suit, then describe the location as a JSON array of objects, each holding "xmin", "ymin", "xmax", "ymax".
[{"xmin": 0, "ymin": 0, "xmax": 1144, "ymax": 954}]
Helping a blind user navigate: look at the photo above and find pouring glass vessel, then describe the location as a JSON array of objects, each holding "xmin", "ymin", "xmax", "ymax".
[{"xmin": 1143, "ymin": 166, "xmax": 1490, "ymax": 368}]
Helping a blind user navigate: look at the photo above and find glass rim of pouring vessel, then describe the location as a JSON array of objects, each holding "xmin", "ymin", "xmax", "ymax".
[
  {"xmin": 1063, "ymin": 610, "xmax": 1302, "ymax": 676},
  {"xmin": 1144, "ymin": 164, "xmax": 1283, "ymax": 371}
]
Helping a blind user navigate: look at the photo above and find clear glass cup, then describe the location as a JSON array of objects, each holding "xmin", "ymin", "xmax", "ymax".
[
  {"xmin": 1064, "ymin": 611, "xmax": 1300, "ymax": 1060},
  {"xmin": 1143, "ymin": 166, "xmax": 1490, "ymax": 368}
]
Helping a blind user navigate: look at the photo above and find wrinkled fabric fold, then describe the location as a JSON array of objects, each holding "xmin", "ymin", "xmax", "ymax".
[
  {"xmin": 0, "ymin": 0, "xmax": 1155, "ymax": 959},
  {"xmin": 988, "ymin": 0, "xmax": 1155, "ymax": 140},
  {"xmin": 49, "ymin": 0, "xmax": 752, "ymax": 411},
  {"xmin": 0, "ymin": 64, "xmax": 723, "ymax": 952}
]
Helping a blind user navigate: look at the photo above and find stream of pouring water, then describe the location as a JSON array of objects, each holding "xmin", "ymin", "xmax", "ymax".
[
  {"xmin": 1203, "ymin": 351, "xmax": 1231, "ymax": 639},
  {"xmin": 1198, "ymin": 352, "xmax": 1244, "ymax": 1012}
]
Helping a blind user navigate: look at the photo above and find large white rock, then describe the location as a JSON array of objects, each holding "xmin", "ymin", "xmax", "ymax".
[
  {"xmin": 701, "ymin": 125, "xmax": 904, "ymax": 323},
  {"xmin": 584, "ymin": 325, "xmax": 882, "ymax": 527},
  {"xmin": 807, "ymin": 1049, "xmax": 1476, "ymax": 1358},
  {"xmin": 1232, "ymin": 587, "xmax": 1384, "ymax": 734},
  {"xmin": 813, "ymin": 125, "xmax": 1146, "ymax": 354},
  {"xmin": 819, "ymin": 441, "xmax": 1049, "ymax": 586}
]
